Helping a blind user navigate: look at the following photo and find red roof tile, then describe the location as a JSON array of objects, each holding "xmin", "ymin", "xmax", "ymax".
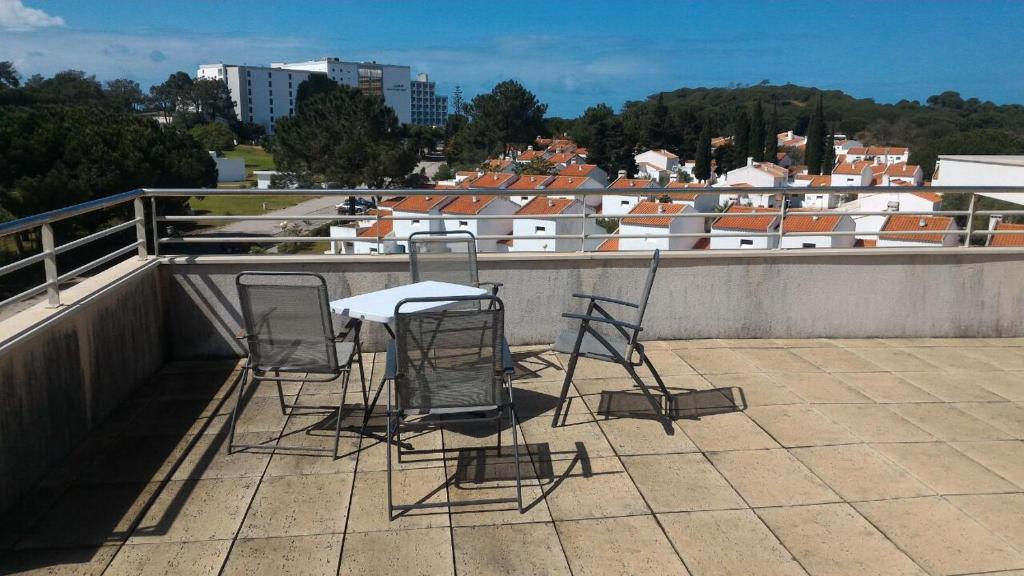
[
  {"xmin": 782, "ymin": 211, "xmax": 844, "ymax": 233},
  {"xmin": 989, "ymin": 222, "xmax": 1024, "ymax": 247},
  {"xmin": 713, "ymin": 205, "xmax": 779, "ymax": 232},
  {"xmin": 597, "ymin": 236, "xmax": 619, "ymax": 252},
  {"xmin": 885, "ymin": 163, "xmax": 921, "ymax": 178},
  {"xmin": 515, "ymin": 196, "xmax": 577, "ymax": 216},
  {"xmin": 609, "ymin": 178, "xmax": 654, "ymax": 189},
  {"xmin": 545, "ymin": 175, "xmax": 595, "ymax": 190},
  {"xmin": 468, "ymin": 172, "xmax": 517, "ymax": 189},
  {"xmin": 912, "ymin": 191, "xmax": 942, "ymax": 203},
  {"xmin": 393, "ymin": 195, "xmax": 450, "ymax": 213},
  {"xmin": 879, "ymin": 215, "xmax": 955, "ymax": 243},
  {"xmin": 357, "ymin": 209, "xmax": 393, "ymax": 238},
  {"xmin": 507, "ymin": 175, "xmax": 554, "ymax": 190},
  {"xmin": 621, "ymin": 201, "xmax": 686, "ymax": 227},
  {"xmin": 833, "ymin": 161, "xmax": 872, "ymax": 175},
  {"xmin": 441, "ymin": 195, "xmax": 501, "ymax": 215},
  {"xmin": 558, "ymin": 164, "xmax": 599, "ymax": 177}
]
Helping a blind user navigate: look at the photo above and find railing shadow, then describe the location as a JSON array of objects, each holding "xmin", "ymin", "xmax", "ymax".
[{"xmin": 592, "ymin": 387, "xmax": 747, "ymax": 421}]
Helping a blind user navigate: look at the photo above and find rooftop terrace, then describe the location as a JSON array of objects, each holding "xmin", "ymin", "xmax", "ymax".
[{"xmin": 2, "ymin": 338, "xmax": 1023, "ymax": 575}]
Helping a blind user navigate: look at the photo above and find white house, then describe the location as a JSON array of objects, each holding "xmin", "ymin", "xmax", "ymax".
[
  {"xmin": 720, "ymin": 158, "xmax": 788, "ymax": 188},
  {"xmin": 619, "ymin": 201, "xmax": 703, "ymax": 251},
  {"xmin": 467, "ymin": 171, "xmax": 518, "ymax": 190},
  {"xmin": 326, "ymin": 209, "xmax": 398, "ymax": 255},
  {"xmin": 777, "ymin": 131, "xmax": 807, "ymax": 150},
  {"xmin": 603, "ymin": 178, "xmax": 655, "ymax": 216},
  {"xmin": 932, "ymin": 155, "xmax": 1024, "ymax": 207},
  {"xmin": 390, "ymin": 195, "xmax": 454, "ymax": 250},
  {"xmin": 543, "ymin": 175, "xmax": 604, "ymax": 207},
  {"xmin": 546, "ymin": 152, "xmax": 582, "ymax": 169},
  {"xmin": 635, "ymin": 149, "xmax": 680, "ymax": 181},
  {"xmin": 831, "ymin": 160, "xmax": 872, "ymax": 187},
  {"xmin": 710, "ymin": 205, "xmax": 780, "ymax": 249},
  {"xmin": 558, "ymin": 163, "xmax": 609, "ymax": 186},
  {"xmin": 511, "ymin": 197, "xmax": 602, "ymax": 252},
  {"xmin": 209, "ymin": 152, "xmax": 245, "ymax": 182},
  {"xmin": 254, "ymin": 170, "xmax": 280, "ymax": 189},
  {"xmin": 506, "ymin": 174, "xmax": 555, "ymax": 206},
  {"xmin": 843, "ymin": 191, "xmax": 942, "ymax": 240},
  {"xmin": 778, "ymin": 212, "xmax": 856, "ymax": 249},
  {"xmin": 877, "ymin": 214, "xmax": 960, "ymax": 247},
  {"xmin": 663, "ymin": 182, "xmax": 720, "ymax": 213},
  {"xmin": 440, "ymin": 194, "xmax": 519, "ymax": 252},
  {"xmin": 792, "ymin": 175, "xmax": 839, "ymax": 208},
  {"xmin": 883, "ymin": 163, "xmax": 924, "ymax": 186}
]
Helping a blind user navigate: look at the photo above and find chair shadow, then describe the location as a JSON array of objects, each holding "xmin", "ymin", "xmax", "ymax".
[
  {"xmin": 508, "ymin": 350, "xmax": 562, "ymax": 382},
  {"xmin": 593, "ymin": 387, "xmax": 747, "ymax": 421}
]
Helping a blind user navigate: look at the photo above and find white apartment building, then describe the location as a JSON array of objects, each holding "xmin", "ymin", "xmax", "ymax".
[
  {"xmin": 197, "ymin": 64, "xmax": 313, "ymax": 133},
  {"xmin": 877, "ymin": 214, "xmax": 960, "ymax": 247},
  {"xmin": 506, "ymin": 175, "xmax": 555, "ymax": 206},
  {"xmin": 440, "ymin": 195, "xmax": 518, "ymax": 253},
  {"xmin": 778, "ymin": 212, "xmax": 856, "ymax": 249},
  {"xmin": 932, "ymin": 156, "xmax": 1024, "ymax": 206},
  {"xmin": 791, "ymin": 175, "xmax": 839, "ymax": 208},
  {"xmin": 619, "ymin": 201, "xmax": 703, "ymax": 251},
  {"xmin": 882, "ymin": 163, "xmax": 924, "ymax": 186},
  {"xmin": 710, "ymin": 205, "xmax": 780, "ymax": 249},
  {"xmin": 273, "ymin": 58, "xmax": 412, "ymax": 124},
  {"xmin": 410, "ymin": 73, "xmax": 448, "ymax": 127},
  {"xmin": 511, "ymin": 197, "xmax": 602, "ymax": 252},
  {"xmin": 558, "ymin": 164, "xmax": 609, "ymax": 186}
]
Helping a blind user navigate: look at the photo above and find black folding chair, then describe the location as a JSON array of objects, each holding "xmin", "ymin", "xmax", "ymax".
[
  {"xmin": 551, "ymin": 250, "xmax": 673, "ymax": 432},
  {"xmin": 408, "ymin": 230, "xmax": 502, "ymax": 297},
  {"xmin": 383, "ymin": 294, "xmax": 522, "ymax": 519},
  {"xmin": 230, "ymin": 272, "xmax": 367, "ymax": 458}
]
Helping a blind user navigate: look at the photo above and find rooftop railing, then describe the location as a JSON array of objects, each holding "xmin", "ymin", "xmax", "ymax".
[{"xmin": 2, "ymin": 186, "xmax": 1023, "ymax": 311}]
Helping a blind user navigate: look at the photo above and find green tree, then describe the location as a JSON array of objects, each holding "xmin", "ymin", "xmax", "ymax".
[
  {"xmin": 694, "ymin": 117, "xmax": 712, "ymax": 182},
  {"xmin": 805, "ymin": 95, "xmax": 826, "ymax": 175},
  {"xmin": 0, "ymin": 61, "xmax": 20, "ymax": 89},
  {"xmin": 191, "ymin": 77, "xmax": 236, "ymax": 123},
  {"xmin": 764, "ymin": 102, "xmax": 779, "ymax": 163},
  {"xmin": 295, "ymin": 74, "xmax": 339, "ymax": 113},
  {"xmin": 456, "ymin": 80, "xmax": 546, "ymax": 162},
  {"xmin": 515, "ymin": 157, "xmax": 556, "ymax": 176},
  {"xmin": 450, "ymin": 85, "xmax": 466, "ymax": 117},
  {"xmin": 190, "ymin": 122, "xmax": 236, "ymax": 152},
  {"xmin": 434, "ymin": 163, "xmax": 455, "ymax": 181},
  {"xmin": 271, "ymin": 85, "xmax": 417, "ymax": 189},
  {"xmin": 732, "ymin": 109, "xmax": 750, "ymax": 164},
  {"xmin": 104, "ymin": 78, "xmax": 145, "ymax": 112},
  {"xmin": 822, "ymin": 132, "xmax": 836, "ymax": 174},
  {"xmin": 571, "ymin": 103, "xmax": 634, "ymax": 177},
  {"xmin": 749, "ymin": 100, "xmax": 765, "ymax": 161}
]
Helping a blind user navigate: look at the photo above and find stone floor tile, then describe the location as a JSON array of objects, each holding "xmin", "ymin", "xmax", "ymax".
[
  {"xmin": 950, "ymin": 441, "xmax": 1024, "ymax": 488},
  {"xmin": 674, "ymin": 348, "xmax": 760, "ymax": 374},
  {"xmin": 829, "ymin": 338, "xmax": 893, "ymax": 348},
  {"xmin": 675, "ymin": 411, "xmax": 781, "ymax": 452},
  {"xmin": 220, "ymin": 534, "xmax": 343, "ymax": 576},
  {"xmin": 556, "ymin": 515, "xmax": 690, "ymax": 575},
  {"xmin": 355, "ymin": 428, "xmax": 445, "ymax": 472},
  {"xmin": 704, "ymin": 373, "xmax": 804, "ymax": 406},
  {"xmin": 897, "ymin": 372, "xmax": 1011, "ymax": 402},
  {"xmin": 960, "ymin": 347, "xmax": 1024, "ymax": 371},
  {"xmin": 888, "ymin": 403, "xmax": 1012, "ymax": 441},
  {"xmin": 973, "ymin": 372, "xmax": 1024, "ymax": 401},
  {"xmin": 953, "ymin": 402, "xmax": 1024, "ymax": 439},
  {"xmin": 640, "ymin": 349, "xmax": 699, "ymax": 376},
  {"xmin": 854, "ymin": 497, "xmax": 1024, "ymax": 575},
  {"xmin": 732, "ymin": 348, "xmax": 824, "ymax": 373},
  {"xmin": 659, "ymin": 509, "xmax": 807, "ymax": 576},
  {"xmin": 813, "ymin": 404, "xmax": 935, "ymax": 443},
  {"xmin": 745, "ymin": 405, "xmax": 860, "ymax": 447},
  {"xmin": 708, "ymin": 449, "xmax": 840, "ymax": 508},
  {"xmin": 622, "ymin": 453, "xmax": 745, "ymax": 513},
  {"xmin": 834, "ymin": 372, "xmax": 941, "ymax": 403},
  {"xmin": 337, "ymin": 528, "xmax": 454, "ymax": 576},
  {"xmin": 520, "ymin": 414, "xmax": 617, "ymax": 461},
  {"xmin": 77, "ymin": 434, "xmax": 190, "ymax": 485},
  {"xmin": 263, "ymin": 427, "xmax": 361, "ymax": 477},
  {"xmin": 770, "ymin": 372, "xmax": 875, "ymax": 404},
  {"xmin": 452, "ymin": 523, "xmax": 571, "ymax": 576},
  {"xmin": 666, "ymin": 338, "xmax": 731, "ymax": 349},
  {"xmin": 756, "ymin": 503, "xmax": 927, "ymax": 576},
  {"xmin": 849, "ymin": 348, "xmax": 943, "ymax": 372},
  {"xmin": 171, "ymin": 433, "xmax": 274, "ymax": 480},
  {"xmin": 443, "ymin": 447, "xmax": 551, "ymax": 527},
  {"xmin": 509, "ymin": 350, "xmax": 568, "ymax": 383},
  {"xmin": 542, "ymin": 456, "xmax": 649, "ymax": 521},
  {"xmin": 595, "ymin": 416, "xmax": 697, "ymax": 456},
  {"xmin": 906, "ymin": 347, "xmax": 1003, "ymax": 373},
  {"xmin": 871, "ymin": 442, "xmax": 1018, "ymax": 495},
  {"xmin": 346, "ymin": 468, "xmax": 450, "ymax": 533},
  {"xmin": 105, "ymin": 540, "xmax": 232, "ymax": 576},
  {"xmin": 770, "ymin": 339, "xmax": 838, "ymax": 348},
  {"xmin": 790, "ymin": 444, "xmax": 933, "ymax": 501},
  {"xmin": 947, "ymin": 493, "xmax": 1024, "ymax": 553},
  {"xmin": 237, "ymin": 473, "xmax": 352, "ymax": 538},
  {"xmin": 0, "ymin": 545, "xmax": 119, "ymax": 575},
  {"xmin": 129, "ymin": 477, "xmax": 259, "ymax": 544},
  {"xmin": 18, "ymin": 482, "xmax": 159, "ymax": 548},
  {"xmin": 790, "ymin": 347, "xmax": 885, "ymax": 373}
]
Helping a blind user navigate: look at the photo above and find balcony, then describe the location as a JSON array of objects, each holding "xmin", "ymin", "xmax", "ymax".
[{"xmin": 1, "ymin": 188, "xmax": 1023, "ymax": 574}]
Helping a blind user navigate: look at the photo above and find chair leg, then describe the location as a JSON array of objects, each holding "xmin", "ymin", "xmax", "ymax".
[
  {"xmin": 510, "ymin": 403, "xmax": 523, "ymax": 512},
  {"xmin": 362, "ymin": 377, "xmax": 387, "ymax": 431},
  {"xmin": 355, "ymin": 343, "xmax": 369, "ymax": 407},
  {"xmin": 228, "ymin": 365, "xmax": 250, "ymax": 454},
  {"xmin": 552, "ymin": 324, "xmax": 586, "ymax": 427},
  {"xmin": 334, "ymin": 369, "xmax": 351, "ymax": 460},
  {"xmin": 624, "ymin": 362, "xmax": 674, "ymax": 434},
  {"xmin": 385, "ymin": 381, "xmax": 394, "ymax": 521}
]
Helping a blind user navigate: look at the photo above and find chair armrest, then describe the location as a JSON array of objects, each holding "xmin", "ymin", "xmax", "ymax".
[
  {"xmin": 501, "ymin": 337, "xmax": 514, "ymax": 374},
  {"xmin": 562, "ymin": 312, "xmax": 643, "ymax": 332},
  {"xmin": 384, "ymin": 340, "xmax": 397, "ymax": 380},
  {"xmin": 571, "ymin": 293, "xmax": 639, "ymax": 308}
]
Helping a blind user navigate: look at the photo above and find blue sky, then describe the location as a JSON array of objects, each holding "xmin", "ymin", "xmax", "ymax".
[{"xmin": 2, "ymin": 0, "xmax": 1022, "ymax": 117}]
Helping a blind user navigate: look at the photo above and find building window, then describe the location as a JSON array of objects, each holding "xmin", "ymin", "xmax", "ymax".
[
  {"xmin": 288, "ymin": 73, "xmax": 292, "ymax": 79},
  {"xmin": 246, "ymin": 70, "xmax": 251, "ymax": 77},
  {"xmin": 268, "ymin": 72, "xmax": 272, "ymax": 78},
  {"xmin": 269, "ymin": 90, "xmax": 273, "ymax": 97},
  {"xmin": 247, "ymin": 79, "xmax": 251, "ymax": 87},
  {"xmin": 269, "ymin": 107, "xmax": 274, "ymax": 114},
  {"xmin": 535, "ymin": 226, "xmax": 546, "ymax": 234},
  {"xmin": 458, "ymin": 220, "xmax": 469, "ymax": 228},
  {"xmin": 802, "ymin": 243, "xmax": 816, "ymax": 248},
  {"xmin": 411, "ymin": 219, "xmax": 421, "ymax": 227},
  {"xmin": 740, "ymin": 239, "xmax": 754, "ymax": 246}
]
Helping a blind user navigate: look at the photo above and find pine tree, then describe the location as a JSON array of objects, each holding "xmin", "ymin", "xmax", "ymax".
[
  {"xmin": 764, "ymin": 102, "xmax": 779, "ymax": 163},
  {"xmin": 823, "ymin": 132, "xmax": 836, "ymax": 174},
  {"xmin": 805, "ymin": 94, "xmax": 826, "ymax": 175},
  {"xmin": 694, "ymin": 117, "xmax": 712, "ymax": 182},
  {"xmin": 732, "ymin": 110, "xmax": 750, "ymax": 165},
  {"xmin": 451, "ymin": 85, "xmax": 465, "ymax": 117},
  {"xmin": 749, "ymin": 100, "xmax": 765, "ymax": 162}
]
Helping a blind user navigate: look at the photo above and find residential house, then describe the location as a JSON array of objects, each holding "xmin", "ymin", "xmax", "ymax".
[
  {"xmin": 546, "ymin": 152, "xmax": 581, "ymax": 169},
  {"xmin": 877, "ymin": 214, "xmax": 960, "ymax": 247},
  {"xmin": 778, "ymin": 211, "xmax": 856, "ymax": 249},
  {"xmin": 710, "ymin": 205, "xmax": 780, "ymax": 249},
  {"xmin": 543, "ymin": 175, "xmax": 604, "ymax": 208},
  {"xmin": 619, "ymin": 201, "xmax": 703, "ymax": 251},
  {"xmin": 506, "ymin": 174, "xmax": 555, "ymax": 206},
  {"xmin": 326, "ymin": 209, "xmax": 398, "ymax": 255},
  {"xmin": 720, "ymin": 158, "xmax": 788, "ymax": 188},
  {"xmin": 558, "ymin": 163, "xmax": 609, "ymax": 186},
  {"xmin": 883, "ymin": 163, "xmax": 924, "ymax": 186},
  {"xmin": 635, "ymin": 149, "xmax": 680, "ymax": 181},
  {"xmin": 831, "ymin": 161, "xmax": 873, "ymax": 187},
  {"xmin": 777, "ymin": 131, "xmax": 807, "ymax": 150},
  {"xmin": 603, "ymin": 177, "xmax": 655, "ymax": 216},
  {"xmin": 440, "ymin": 194, "xmax": 519, "ymax": 252},
  {"xmin": 843, "ymin": 190, "xmax": 942, "ymax": 240},
  {"xmin": 467, "ymin": 171, "xmax": 518, "ymax": 190},
  {"xmin": 511, "ymin": 197, "xmax": 602, "ymax": 252},
  {"xmin": 390, "ymin": 194, "xmax": 454, "ymax": 250},
  {"xmin": 987, "ymin": 220, "xmax": 1024, "ymax": 247},
  {"xmin": 791, "ymin": 175, "xmax": 839, "ymax": 208},
  {"xmin": 663, "ymin": 182, "xmax": 720, "ymax": 213}
]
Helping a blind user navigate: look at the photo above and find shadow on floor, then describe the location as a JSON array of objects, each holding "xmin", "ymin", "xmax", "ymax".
[{"xmin": 594, "ymin": 387, "xmax": 747, "ymax": 421}]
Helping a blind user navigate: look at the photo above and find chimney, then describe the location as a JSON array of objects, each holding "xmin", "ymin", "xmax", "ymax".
[
  {"xmin": 669, "ymin": 172, "xmax": 679, "ymax": 183},
  {"xmin": 918, "ymin": 218, "xmax": 927, "ymax": 227},
  {"xmin": 747, "ymin": 156, "xmax": 754, "ymax": 167},
  {"xmin": 657, "ymin": 204, "xmax": 665, "ymax": 214},
  {"xmin": 472, "ymin": 195, "xmax": 479, "ymax": 202},
  {"xmin": 618, "ymin": 169, "xmax": 627, "ymax": 179},
  {"xmin": 547, "ymin": 198, "xmax": 554, "ymax": 208},
  {"xmin": 787, "ymin": 130, "xmax": 794, "ymax": 139},
  {"xmin": 568, "ymin": 177, "xmax": 574, "ymax": 184},
  {"xmin": 629, "ymin": 181, "xmax": 635, "ymax": 187}
]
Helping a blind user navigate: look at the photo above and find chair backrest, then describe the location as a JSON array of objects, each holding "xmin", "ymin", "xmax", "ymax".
[
  {"xmin": 393, "ymin": 295, "xmax": 503, "ymax": 412},
  {"xmin": 625, "ymin": 249, "xmax": 660, "ymax": 359},
  {"xmin": 408, "ymin": 230, "xmax": 479, "ymax": 287},
  {"xmin": 236, "ymin": 272, "xmax": 338, "ymax": 374}
]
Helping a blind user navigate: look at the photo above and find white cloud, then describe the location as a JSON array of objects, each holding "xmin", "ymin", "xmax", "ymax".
[{"xmin": 0, "ymin": 0, "xmax": 65, "ymax": 32}]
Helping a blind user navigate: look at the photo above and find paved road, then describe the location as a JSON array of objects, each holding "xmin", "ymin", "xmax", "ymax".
[{"xmin": 204, "ymin": 195, "xmax": 347, "ymax": 237}]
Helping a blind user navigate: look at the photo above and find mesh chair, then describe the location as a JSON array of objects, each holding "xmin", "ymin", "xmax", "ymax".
[
  {"xmin": 231, "ymin": 272, "xmax": 367, "ymax": 458},
  {"xmin": 383, "ymin": 295, "xmax": 521, "ymax": 519},
  {"xmin": 408, "ymin": 230, "xmax": 502, "ymax": 297},
  {"xmin": 551, "ymin": 250, "xmax": 673, "ymax": 432}
]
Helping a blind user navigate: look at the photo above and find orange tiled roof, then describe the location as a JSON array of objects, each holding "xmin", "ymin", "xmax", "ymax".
[
  {"xmin": 393, "ymin": 195, "xmax": 450, "ymax": 213},
  {"xmin": 833, "ymin": 161, "xmax": 871, "ymax": 175},
  {"xmin": 468, "ymin": 172, "xmax": 517, "ymax": 189},
  {"xmin": 753, "ymin": 162, "xmax": 789, "ymax": 178},
  {"xmin": 481, "ymin": 159, "xmax": 512, "ymax": 171},
  {"xmin": 441, "ymin": 195, "xmax": 500, "ymax": 215},
  {"xmin": 516, "ymin": 150, "xmax": 544, "ymax": 162},
  {"xmin": 912, "ymin": 191, "xmax": 942, "ymax": 203},
  {"xmin": 597, "ymin": 235, "xmax": 619, "ymax": 252},
  {"xmin": 609, "ymin": 178, "xmax": 654, "ymax": 189},
  {"xmin": 809, "ymin": 175, "xmax": 832, "ymax": 187},
  {"xmin": 713, "ymin": 205, "xmax": 779, "ymax": 232},
  {"xmin": 879, "ymin": 215, "xmax": 954, "ymax": 243},
  {"xmin": 782, "ymin": 211, "xmax": 844, "ymax": 233},
  {"xmin": 545, "ymin": 175, "xmax": 594, "ymax": 190},
  {"xmin": 515, "ymin": 196, "xmax": 577, "ymax": 216},
  {"xmin": 989, "ymin": 222, "xmax": 1024, "ymax": 247},
  {"xmin": 885, "ymin": 163, "xmax": 921, "ymax": 178},
  {"xmin": 379, "ymin": 197, "xmax": 405, "ymax": 207},
  {"xmin": 547, "ymin": 152, "xmax": 575, "ymax": 164},
  {"xmin": 507, "ymin": 175, "xmax": 554, "ymax": 190},
  {"xmin": 357, "ymin": 209, "xmax": 393, "ymax": 238},
  {"xmin": 558, "ymin": 164, "xmax": 599, "ymax": 177},
  {"xmin": 621, "ymin": 201, "xmax": 686, "ymax": 227}
]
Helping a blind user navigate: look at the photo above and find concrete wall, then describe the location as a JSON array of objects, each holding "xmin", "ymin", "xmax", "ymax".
[
  {"xmin": 162, "ymin": 249, "xmax": 1024, "ymax": 358},
  {"xmin": 0, "ymin": 260, "xmax": 165, "ymax": 514}
]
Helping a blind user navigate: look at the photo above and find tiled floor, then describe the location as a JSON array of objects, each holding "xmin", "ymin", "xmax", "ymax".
[{"xmin": 2, "ymin": 339, "xmax": 1024, "ymax": 575}]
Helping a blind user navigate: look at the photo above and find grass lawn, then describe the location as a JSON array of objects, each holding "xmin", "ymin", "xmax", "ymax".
[
  {"xmin": 189, "ymin": 194, "xmax": 316, "ymax": 217},
  {"xmin": 223, "ymin": 144, "xmax": 276, "ymax": 176}
]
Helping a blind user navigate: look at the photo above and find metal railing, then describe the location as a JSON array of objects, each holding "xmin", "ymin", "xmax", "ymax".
[{"xmin": 2, "ymin": 186, "xmax": 1024, "ymax": 312}]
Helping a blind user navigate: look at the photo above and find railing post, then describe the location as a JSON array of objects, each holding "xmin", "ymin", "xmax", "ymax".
[
  {"xmin": 40, "ymin": 223, "xmax": 60, "ymax": 307},
  {"xmin": 134, "ymin": 198, "xmax": 148, "ymax": 259},
  {"xmin": 776, "ymin": 193, "xmax": 786, "ymax": 250},
  {"xmin": 375, "ymin": 209, "xmax": 382, "ymax": 255},
  {"xmin": 963, "ymin": 192, "xmax": 977, "ymax": 247},
  {"xmin": 579, "ymin": 193, "xmax": 587, "ymax": 252},
  {"xmin": 150, "ymin": 196, "xmax": 160, "ymax": 257}
]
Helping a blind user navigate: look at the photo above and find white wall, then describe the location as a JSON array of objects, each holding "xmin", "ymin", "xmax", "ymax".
[
  {"xmin": 709, "ymin": 230, "xmax": 777, "ymax": 250},
  {"xmin": 932, "ymin": 157, "xmax": 1024, "ymax": 206},
  {"xmin": 511, "ymin": 204, "xmax": 602, "ymax": 252},
  {"xmin": 779, "ymin": 217, "xmax": 856, "ymax": 249},
  {"xmin": 619, "ymin": 208, "xmax": 703, "ymax": 251},
  {"xmin": 392, "ymin": 208, "xmax": 445, "ymax": 250},
  {"xmin": 602, "ymin": 194, "xmax": 644, "ymax": 216},
  {"xmin": 442, "ymin": 198, "xmax": 518, "ymax": 252}
]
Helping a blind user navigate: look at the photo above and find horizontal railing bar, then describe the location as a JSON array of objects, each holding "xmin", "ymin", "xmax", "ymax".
[
  {"xmin": 54, "ymin": 219, "xmax": 141, "ymax": 255},
  {"xmin": 56, "ymin": 241, "xmax": 143, "ymax": 282},
  {"xmin": 0, "ymin": 189, "xmax": 141, "ymax": 237},
  {"xmin": 0, "ymin": 251, "xmax": 47, "ymax": 277},
  {"xmin": 973, "ymin": 210, "xmax": 1024, "ymax": 216},
  {"xmin": 0, "ymin": 281, "xmax": 54, "ymax": 310},
  {"xmin": 972, "ymin": 229, "xmax": 1024, "ymax": 235}
]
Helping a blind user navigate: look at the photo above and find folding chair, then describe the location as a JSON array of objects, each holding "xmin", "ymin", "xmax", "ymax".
[
  {"xmin": 231, "ymin": 272, "xmax": 367, "ymax": 458},
  {"xmin": 551, "ymin": 250, "xmax": 673, "ymax": 432},
  {"xmin": 408, "ymin": 230, "xmax": 502, "ymax": 297},
  {"xmin": 383, "ymin": 294, "xmax": 521, "ymax": 519}
]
